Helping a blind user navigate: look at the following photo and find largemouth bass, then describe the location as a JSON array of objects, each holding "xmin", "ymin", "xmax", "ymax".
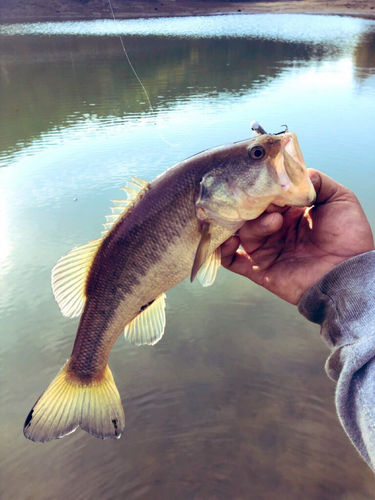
[{"xmin": 24, "ymin": 130, "xmax": 315, "ymax": 442}]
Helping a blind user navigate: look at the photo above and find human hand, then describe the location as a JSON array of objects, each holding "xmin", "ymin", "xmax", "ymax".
[{"xmin": 221, "ymin": 169, "xmax": 374, "ymax": 305}]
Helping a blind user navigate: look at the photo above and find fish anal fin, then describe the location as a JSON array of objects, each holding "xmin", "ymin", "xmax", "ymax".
[
  {"xmin": 52, "ymin": 238, "xmax": 102, "ymax": 318},
  {"xmin": 23, "ymin": 362, "xmax": 125, "ymax": 442},
  {"xmin": 191, "ymin": 222, "xmax": 212, "ymax": 283},
  {"xmin": 124, "ymin": 293, "xmax": 166, "ymax": 346},
  {"xmin": 197, "ymin": 246, "xmax": 221, "ymax": 287}
]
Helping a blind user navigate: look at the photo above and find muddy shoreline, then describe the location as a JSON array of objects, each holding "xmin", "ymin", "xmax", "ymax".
[{"xmin": 1, "ymin": 0, "xmax": 375, "ymax": 23}]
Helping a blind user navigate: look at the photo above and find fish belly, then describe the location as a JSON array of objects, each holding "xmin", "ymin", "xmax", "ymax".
[{"xmin": 68, "ymin": 217, "xmax": 233, "ymax": 379}]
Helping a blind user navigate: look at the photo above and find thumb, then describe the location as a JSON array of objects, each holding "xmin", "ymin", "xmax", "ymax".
[
  {"xmin": 308, "ymin": 169, "xmax": 351, "ymax": 205},
  {"xmin": 221, "ymin": 211, "xmax": 283, "ymax": 278},
  {"xmin": 238, "ymin": 212, "xmax": 284, "ymax": 254}
]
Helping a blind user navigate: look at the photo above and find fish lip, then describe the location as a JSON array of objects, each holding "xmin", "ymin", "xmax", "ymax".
[
  {"xmin": 282, "ymin": 132, "xmax": 305, "ymax": 168},
  {"xmin": 283, "ymin": 189, "xmax": 317, "ymax": 208},
  {"xmin": 281, "ymin": 134, "xmax": 292, "ymax": 148},
  {"xmin": 282, "ymin": 134, "xmax": 296, "ymax": 160},
  {"xmin": 307, "ymin": 191, "xmax": 317, "ymax": 206},
  {"xmin": 274, "ymin": 151, "xmax": 291, "ymax": 191}
]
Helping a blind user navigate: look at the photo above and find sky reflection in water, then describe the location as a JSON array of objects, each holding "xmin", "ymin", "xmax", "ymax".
[{"xmin": 1, "ymin": 14, "xmax": 375, "ymax": 500}]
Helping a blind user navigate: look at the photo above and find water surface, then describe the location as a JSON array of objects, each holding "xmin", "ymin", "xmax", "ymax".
[{"xmin": 1, "ymin": 14, "xmax": 375, "ymax": 500}]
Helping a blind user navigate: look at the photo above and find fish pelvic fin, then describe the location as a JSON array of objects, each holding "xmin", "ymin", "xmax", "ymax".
[
  {"xmin": 197, "ymin": 246, "xmax": 221, "ymax": 287},
  {"xmin": 191, "ymin": 222, "xmax": 212, "ymax": 283},
  {"xmin": 23, "ymin": 361, "xmax": 125, "ymax": 442}
]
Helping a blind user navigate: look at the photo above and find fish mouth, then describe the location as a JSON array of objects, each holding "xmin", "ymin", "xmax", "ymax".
[
  {"xmin": 282, "ymin": 133, "xmax": 303, "ymax": 165},
  {"xmin": 274, "ymin": 139, "xmax": 293, "ymax": 192},
  {"xmin": 274, "ymin": 132, "xmax": 316, "ymax": 206}
]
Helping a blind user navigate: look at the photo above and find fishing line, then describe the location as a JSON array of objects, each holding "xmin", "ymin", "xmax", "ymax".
[{"xmin": 107, "ymin": 0, "xmax": 179, "ymax": 147}]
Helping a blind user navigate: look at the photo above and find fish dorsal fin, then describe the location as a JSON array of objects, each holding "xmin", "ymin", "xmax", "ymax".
[
  {"xmin": 190, "ymin": 222, "xmax": 212, "ymax": 283},
  {"xmin": 124, "ymin": 293, "xmax": 166, "ymax": 346},
  {"xmin": 52, "ymin": 177, "xmax": 149, "ymax": 318},
  {"xmin": 197, "ymin": 246, "xmax": 221, "ymax": 287},
  {"xmin": 51, "ymin": 238, "xmax": 102, "ymax": 318},
  {"xmin": 101, "ymin": 176, "xmax": 150, "ymax": 237}
]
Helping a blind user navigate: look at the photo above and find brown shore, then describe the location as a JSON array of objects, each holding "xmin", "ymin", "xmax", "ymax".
[{"xmin": 1, "ymin": 0, "xmax": 375, "ymax": 23}]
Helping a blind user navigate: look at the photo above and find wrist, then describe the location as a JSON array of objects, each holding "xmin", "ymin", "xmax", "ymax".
[{"xmin": 298, "ymin": 251, "xmax": 375, "ymax": 347}]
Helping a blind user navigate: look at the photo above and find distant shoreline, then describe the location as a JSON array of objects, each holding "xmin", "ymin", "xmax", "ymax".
[{"xmin": 1, "ymin": 0, "xmax": 375, "ymax": 24}]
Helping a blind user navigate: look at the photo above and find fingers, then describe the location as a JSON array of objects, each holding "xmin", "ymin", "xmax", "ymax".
[
  {"xmin": 221, "ymin": 235, "xmax": 240, "ymax": 262},
  {"xmin": 221, "ymin": 248, "xmax": 254, "ymax": 277},
  {"xmin": 221, "ymin": 212, "xmax": 284, "ymax": 277},
  {"xmin": 238, "ymin": 212, "xmax": 284, "ymax": 254},
  {"xmin": 221, "ymin": 235, "xmax": 253, "ymax": 277}
]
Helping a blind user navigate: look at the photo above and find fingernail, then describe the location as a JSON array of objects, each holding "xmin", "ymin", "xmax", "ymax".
[{"xmin": 260, "ymin": 213, "xmax": 275, "ymax": 228}]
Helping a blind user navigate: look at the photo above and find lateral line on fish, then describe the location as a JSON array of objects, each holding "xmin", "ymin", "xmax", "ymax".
[{"xmin": 107, "ymin": 0, "xmax": 180, "ymax": 148}]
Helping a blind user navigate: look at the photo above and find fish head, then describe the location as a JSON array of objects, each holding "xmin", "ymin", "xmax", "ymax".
[{"xmin": 195, "ymin": 131, "xmax": 316, "ymax": 230}]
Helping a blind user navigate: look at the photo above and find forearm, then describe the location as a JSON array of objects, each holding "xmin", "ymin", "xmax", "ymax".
[{"xmin": 298, "ymin": 251, "xmax": 375, "ymax": 469}]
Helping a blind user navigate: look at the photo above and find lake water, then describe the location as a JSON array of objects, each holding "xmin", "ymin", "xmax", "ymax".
[{"xmin": 1, "ymin": 13, "xmax": 375, "ymax": 500}]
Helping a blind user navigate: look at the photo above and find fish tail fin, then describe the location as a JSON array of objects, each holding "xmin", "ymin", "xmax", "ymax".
[{"xmin": 23, "ymin": 361, "xmax": 125, "ymax": 442}]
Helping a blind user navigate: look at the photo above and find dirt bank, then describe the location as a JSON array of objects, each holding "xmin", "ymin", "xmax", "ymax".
[{"xmin": 1, "ymin": 0, "xmax": 375, "ymax": 23}]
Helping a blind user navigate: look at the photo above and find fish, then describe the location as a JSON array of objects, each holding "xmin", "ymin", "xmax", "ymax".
[{"xmin": 23, "ymin": 129, "xmax": 316, "ymax": 442}]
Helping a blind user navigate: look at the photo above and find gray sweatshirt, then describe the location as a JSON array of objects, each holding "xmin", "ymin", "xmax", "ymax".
[{"xmin": 298, "ymin": 250, "xmax": 375, "ymax": 470}]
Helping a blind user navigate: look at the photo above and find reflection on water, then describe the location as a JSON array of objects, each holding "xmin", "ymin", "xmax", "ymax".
[
  {"xmin": 353, "ymin": 29, "xmax": 375, "ymax": 80},
  {"xmin": 1, "ymin": 14, "xmax": 375, "ymax": 500},
  {"xmin": 1, "ymin": 13, "xmax": 374, "ymax": 42},
  {"xmin": 0, "ymin": 34, "xmax": 359, "ymax": 161}
]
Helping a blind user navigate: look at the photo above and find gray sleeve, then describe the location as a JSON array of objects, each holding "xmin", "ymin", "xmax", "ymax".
[{"xmin": 298, "ymin": 250, "xmax": 375, "ymax": 470}]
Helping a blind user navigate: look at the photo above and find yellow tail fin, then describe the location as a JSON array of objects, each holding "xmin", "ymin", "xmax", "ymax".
[{"xmin": 23, "ymin": 362, "xmax": 125, "ymax": 442}]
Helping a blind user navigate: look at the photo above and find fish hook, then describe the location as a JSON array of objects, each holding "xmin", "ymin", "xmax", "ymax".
[{"xmin": 273, "ymin": 124, "xmax": 289, "ymax": 135}]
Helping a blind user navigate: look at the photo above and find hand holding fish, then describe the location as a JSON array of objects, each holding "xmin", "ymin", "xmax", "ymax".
[{"xmin": 221, "ymin": 169, "xmax": 375, "ymax": 305}]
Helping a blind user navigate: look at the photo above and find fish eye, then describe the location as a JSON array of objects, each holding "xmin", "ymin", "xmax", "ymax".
[{"xmin": 249, "ymin": 146, "xmax": 266, "ymax": 160}]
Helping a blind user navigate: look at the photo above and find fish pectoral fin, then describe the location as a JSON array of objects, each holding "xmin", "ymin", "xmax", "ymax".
[
  {"xmin": 197, "ymin": 246, "xmax": 221, "ymax": 287},
  {"xmin": 52, "ymin": 238, "xmax": 102, "ymax": 318},
  {"xmin": 190, "ymin": 222, "xmax": 212, "ymax": 283},
  {"xmin": 124, "ymin": 293, "xmax": 166, "ymax": 346}
]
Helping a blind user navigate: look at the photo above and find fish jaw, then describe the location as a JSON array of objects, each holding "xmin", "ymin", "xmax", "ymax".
[
  {"xmin": 196, "ymin": 204, "xmax": 246, "ymax": 232},
  {"xmin": 272, "ymin": 132, "xmax": 316, "ymax": 207}
]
